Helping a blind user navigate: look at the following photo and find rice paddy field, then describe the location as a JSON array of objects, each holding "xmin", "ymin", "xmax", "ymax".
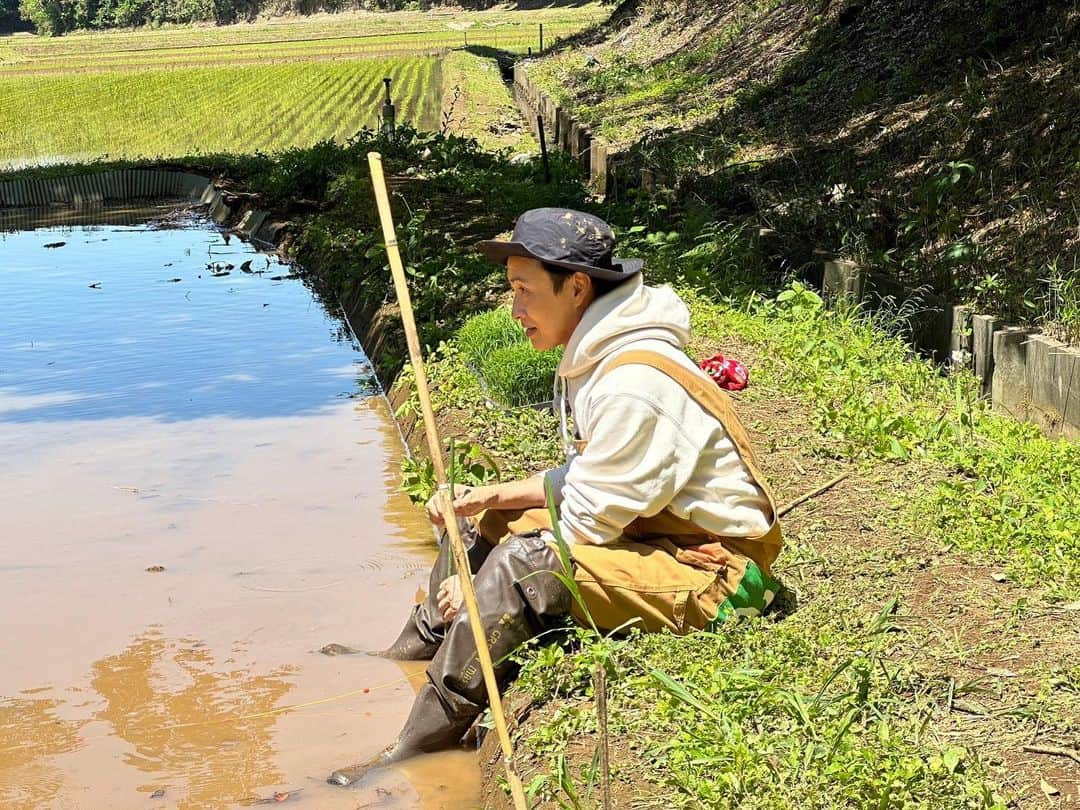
[{"xmin": 0, "ymin": 5, "xmax": 606, "ymax": 166}]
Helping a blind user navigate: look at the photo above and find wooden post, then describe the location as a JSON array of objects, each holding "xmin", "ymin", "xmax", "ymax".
[
  {"xmin": 367, "ymin": 152, "xmax": 529, "ymax": 810},
  {"xmin": 539, "ymin": 23, "xmax": 544, "ymax": 54},
  {"xmin": 537, "ymin": 115, "xmax": 551, "ymax": 184},
  {"xmin": 381, "ymin": 78, "xmax": 395, "ymax": 136}
]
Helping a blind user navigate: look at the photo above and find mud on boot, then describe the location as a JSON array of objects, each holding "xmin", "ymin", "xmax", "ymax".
[{"xmin": 327, "ymin": 684, "xmax": 472, "ymax": 787}]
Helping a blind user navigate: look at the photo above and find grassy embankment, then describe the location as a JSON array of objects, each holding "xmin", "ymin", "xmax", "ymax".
[
  {"xmin": 0, "ymin": 5, "xmax": 603, "ymax": 165},
  {"xmin": 526, "ymin": 0, "xmax": 1079, "ymax": 336}
]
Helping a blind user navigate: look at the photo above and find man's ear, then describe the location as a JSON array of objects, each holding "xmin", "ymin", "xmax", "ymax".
[{"xmin": 572, "ymin": 271, "xmax": 593, "ymax": 305}]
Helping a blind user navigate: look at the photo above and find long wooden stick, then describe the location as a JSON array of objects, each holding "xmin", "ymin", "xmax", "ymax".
[{"xmin": 367, "ymin": 152, "xmax": 529, "ymax": 810}]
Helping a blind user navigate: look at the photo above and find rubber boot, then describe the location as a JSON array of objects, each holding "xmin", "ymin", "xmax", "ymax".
[
  {"xmin": 374, "ymin": 516, "xmax": 494, "ymax": 661},
  {"xmin": 328, "ymin": 533, "xmax": 571, "ymax": 786},
  {"xmin": 425, "ymin": 532, "xmax": 571, "ymax": 727},
  {"xmin": 326, "ymin": 684, "xmax": 472, "ymax": 786}
]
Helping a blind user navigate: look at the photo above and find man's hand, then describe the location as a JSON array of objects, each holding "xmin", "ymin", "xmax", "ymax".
[
  {"xmin": 437, "ymin": 575, "xmax": 465, "ymax": 623},
  {"xmin": 425, "ymin": 485, "xmax": 492, "ymax": 527}
]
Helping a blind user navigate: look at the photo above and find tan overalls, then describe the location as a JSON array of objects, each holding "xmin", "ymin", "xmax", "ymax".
[{"xmin": 475, "ymin": 350, "xmax": 783, "ymax": 635}]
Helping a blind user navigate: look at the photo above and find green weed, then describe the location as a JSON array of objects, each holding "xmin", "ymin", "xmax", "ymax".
[
  {"xmin": 456, "ymin": 308, "xmax": 526, "ymax": 369},
  {"xmin": 480, "ymin": 343, "xmax": 561, "ymax": 408}
]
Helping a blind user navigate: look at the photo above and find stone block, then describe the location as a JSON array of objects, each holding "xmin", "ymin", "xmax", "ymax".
[
  {"xmin": 822, "ymin": 259, "xmax": 864, "ymax": 303},
  {"xmin": 1025, "ymin": 335, "xmax": 1080, "ymax": 439},
  {"xmin": 991, "ymin": 327, "xmax": 1032, "ymax": 422}
]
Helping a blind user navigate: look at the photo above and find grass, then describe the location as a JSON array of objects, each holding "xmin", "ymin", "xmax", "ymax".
[
  {"xmin": 440, "ymin": 49, "xmax": 535, "ymax": 152},
  {"xmin": 516, "ymin": 602, "xmax": 1007, "ymax": 809},
  {"xmin": 456, "ymin": 307, "xmax": 528, "ymax": 368},
  {"xmin": 481, "ymin": 342, "xmax": 562, "ymax": 408},
  {"xmin": 0, "ymin": 5, "xmax": 606, "ymax": 166},
  {"xmin": 0, "ymin": 57, "xmax": 441, "ymax": 163},
  {"xmin": 455, "ymin": 308, "xmax": 561, "ymax": 408}
]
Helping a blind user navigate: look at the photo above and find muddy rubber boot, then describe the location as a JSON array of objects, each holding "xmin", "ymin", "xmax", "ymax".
[
  {"xmin": 328, "ymin": 533, "xmax": 571, "ymax": 788},
  {"xmin": 426, "ymin": 532, "xmax": 571, "ymax": 721},
  {"xmin": 326, "ymin": 683, "xmax": 472, "ymax": 786},
  {"xmin": 374, "ymin": 517, "xmax": 494, "ymax": 661}
]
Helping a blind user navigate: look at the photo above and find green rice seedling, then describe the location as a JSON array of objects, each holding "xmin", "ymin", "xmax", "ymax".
[
  {"xmin": 454, "ymin": 307, "xmax": 527, "ymax": 369},
  {"xmin": 480, "ymin": 342, "xmax": 561, "ymax": 408}
]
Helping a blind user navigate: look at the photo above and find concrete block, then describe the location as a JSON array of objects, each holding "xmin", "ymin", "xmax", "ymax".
[
  {"xmin": 557, "ymin": 110, "xmax": 571, "ymax": 151},
  {"xmin": 590, "ymin": 140, "xmax": 607, "ymax": 196},
  {"xmin": 1062, "ymin": 349, "xmax": 1080, "ymax": 442},
  {"xmin": 972, "ymin": 314, "xmax": 1003, "ymax": 398},
  {"xmin": 991, "ymin": 327, "xmax": 1032, "ymax": 422},
  {"xmin": 823, "ymin": 258, "xmax": 864, "ymax": 303},
  {"xmin": 255, "ymin": 219, "xmax": 288, "ymax": 245},
  {"xmin": 235, "ymin": 209, "xmax": 267, "ymax": 240},
  {"xmin": 950, "ymin": 305, "xmax": 974, "ymax": 369},
  {"xmin": 860, "ymin": 272, "xmax": 951, "ymax": 362},
  {"xmin": 1025, "ymin": 335, "xmax": 1080, "ymax": 439}
]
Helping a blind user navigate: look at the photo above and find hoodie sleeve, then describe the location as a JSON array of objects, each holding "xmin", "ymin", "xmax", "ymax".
[
  {"xmin": 557, "ymin": 391, "xmax": 700, "ymax": 545},
  {"xmin": 540, "ymin": 463, "xmax": 569, "ymax": 506}
]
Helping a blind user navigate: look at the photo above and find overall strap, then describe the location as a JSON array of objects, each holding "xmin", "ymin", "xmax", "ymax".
[{"xmin": 598, "ymin": 350, "xmax": 780, "ymax": 533}]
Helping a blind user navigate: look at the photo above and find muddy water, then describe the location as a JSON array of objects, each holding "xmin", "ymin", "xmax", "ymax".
[{"xmin": 0, "ymin": 210, "xmax": 480, "ymax": 809}]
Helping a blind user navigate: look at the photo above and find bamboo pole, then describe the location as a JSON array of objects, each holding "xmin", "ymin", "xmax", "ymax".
[{"xmin": 367, "ymin": 152, "xmax": 529, "ymax": 810}]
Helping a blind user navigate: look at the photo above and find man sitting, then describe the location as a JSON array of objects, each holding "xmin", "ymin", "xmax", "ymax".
[{"xmin": 329, "ymin": 207, "xmax": 783, "ymax": 786}]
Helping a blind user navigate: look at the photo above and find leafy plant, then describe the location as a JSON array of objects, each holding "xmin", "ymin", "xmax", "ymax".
[{"xmin": 398, "ymin": 439, "xmax": 501, "ymax": 505}]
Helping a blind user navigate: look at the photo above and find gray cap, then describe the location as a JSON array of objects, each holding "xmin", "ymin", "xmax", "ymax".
[{"xmin": 476, "ymin": 208, "xmax": 643, "ymax": 281}]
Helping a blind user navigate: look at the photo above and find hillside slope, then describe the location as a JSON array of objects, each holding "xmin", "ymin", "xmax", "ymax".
[{"xmin": 529, "ymin": 0, "xmax": 1079, "ymax": 326}]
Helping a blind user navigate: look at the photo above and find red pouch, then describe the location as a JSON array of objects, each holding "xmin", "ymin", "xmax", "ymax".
[{"xmin": 698, "ymin": 353, "xmax": 749, "ymax": 392}]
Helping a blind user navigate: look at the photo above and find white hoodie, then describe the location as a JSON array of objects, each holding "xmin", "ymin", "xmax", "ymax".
[{"xmin": 545, "ymin": 275, "xmax": 771, "ymax": 546}]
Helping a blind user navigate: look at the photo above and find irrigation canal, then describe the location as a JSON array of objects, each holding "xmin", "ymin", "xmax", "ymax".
[{"xmin": 0, "ymin": 205, "xmax": 479, "ymax": 808}]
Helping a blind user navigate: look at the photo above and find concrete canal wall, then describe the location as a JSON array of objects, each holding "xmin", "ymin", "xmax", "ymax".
[{"xmin": 0, "ymin": 169, "xmax": 286, "ymax": 246}]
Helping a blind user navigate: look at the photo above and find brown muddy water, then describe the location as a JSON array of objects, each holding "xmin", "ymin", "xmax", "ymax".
[{"xmin": 0, "ymin": 206, "xmax": 480, "ymax": 809}]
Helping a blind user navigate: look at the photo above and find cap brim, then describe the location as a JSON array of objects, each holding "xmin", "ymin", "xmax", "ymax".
[
  {"xmin": 476, "ymin": 240, "xmax": 644, "ymax": 281},
  {"xmin": 475, "ymin": 239, "xmax": 536, "ymax": 266}
]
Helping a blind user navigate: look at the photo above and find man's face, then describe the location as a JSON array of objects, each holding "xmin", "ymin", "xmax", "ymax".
[{"xmin": 507, "ymin": 256, "xmax": 590, "ymax": 351}]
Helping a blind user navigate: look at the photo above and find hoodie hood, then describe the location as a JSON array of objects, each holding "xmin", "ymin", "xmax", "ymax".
[{"xmin": 558, "ymin": 275, "xmax": 691, "ymax": 380}]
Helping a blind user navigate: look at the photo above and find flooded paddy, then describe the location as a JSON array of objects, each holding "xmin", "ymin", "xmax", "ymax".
[{"xmin": 0, "ymin": 207, "xmax": 479, "ymax": 808}]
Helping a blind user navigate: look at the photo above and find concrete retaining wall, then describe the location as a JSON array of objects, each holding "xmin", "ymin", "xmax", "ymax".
[
  {"xmin": 823, "ymin": 258, "xmax": 1079, "ymax": 441},
  {"xmin": 513, "ymin": 63, "xmax": 618, "ymax": 196},
  {"xmin": 0, "ymin": 169, "xmax": 211, "ymax": 208},
  {"xmin": 0, "ymin": 168, "xmax": 287, "ymax": 247}
]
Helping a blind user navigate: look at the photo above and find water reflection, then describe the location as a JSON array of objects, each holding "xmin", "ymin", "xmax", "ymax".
[
  {"xmin": 0, "ymin": 208, "xmax": 476, "ymax": 808},
  {"xmin": 90, "ymin": 629, "xmax": 293, "ymax": 807},
  {"xmin": 0, "ymin": 213, "xmax": 377, "ymax": 423},
  {"xmin": 0, "ymin": 695, "xmax": 86, "ymax": 808}
]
